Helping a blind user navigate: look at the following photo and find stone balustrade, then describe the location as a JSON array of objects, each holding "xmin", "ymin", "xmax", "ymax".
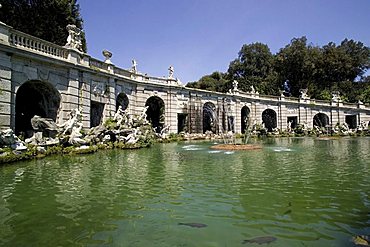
[
  {"xmin": 89, "ymin": 57, "xmax": 108, "ymax": 70},
  {"xmin": 9, "ymin": 29, "xmax": 68, "ymax": 59}
]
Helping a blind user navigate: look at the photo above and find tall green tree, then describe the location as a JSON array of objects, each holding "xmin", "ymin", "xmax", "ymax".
[
  {"xmin": 0, "ymin": 0, "xmax": 86, "ymax": 52},
  {"xmin": 186, "ymin": 72, "xmax": 228, "ymax": 92},
  {"xmin": 227, "ymin": 42, "xmax": 279, "ymax": 95},
  {"xmin": 274, "ymin": 37, "xmax": 321, "ymax": 97}
]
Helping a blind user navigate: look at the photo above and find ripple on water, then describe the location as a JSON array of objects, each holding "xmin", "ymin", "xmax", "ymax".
[
  {"xmin": 182, "ymin": 145, "xmax": 203, "ymax": 151},
  {"xmin": 1, "ymin": 138, "xmax": 370, "ymax": 246},
  {"xmin": 271, "ymin": 147, "xmax": 294, "ymax": 152}
]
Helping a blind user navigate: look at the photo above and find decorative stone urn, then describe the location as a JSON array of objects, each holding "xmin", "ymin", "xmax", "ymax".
[{"xmin": 102, "ymin": 50, "xmax": 113, "ymax": 64}]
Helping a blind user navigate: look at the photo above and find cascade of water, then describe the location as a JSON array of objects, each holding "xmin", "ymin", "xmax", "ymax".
[{"xmin": 243, "ymin": 117, "xmax": 252, "ymax": 144}]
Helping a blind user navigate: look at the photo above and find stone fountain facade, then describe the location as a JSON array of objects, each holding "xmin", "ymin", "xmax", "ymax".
[{"xmin": 1, "ymin": 21, "xmax": 370, "ymax": 136}]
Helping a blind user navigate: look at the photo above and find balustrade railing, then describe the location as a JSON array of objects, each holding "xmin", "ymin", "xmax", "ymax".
[
  {"xmin": 114, "ymin": 67, "xmax": 132, "ymax": 77},
  {"xmin": 9, "ymin": 29, "xmax": 68, "ymax": 59},
  {"xmin": 89, "ymin": 58, "xmax": 108, "ymax": 70}
]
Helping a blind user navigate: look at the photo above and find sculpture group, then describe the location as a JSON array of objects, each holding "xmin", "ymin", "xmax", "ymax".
[{"xmin": 0, "ymin": 105, "xmax": 171, "ymax": 157}]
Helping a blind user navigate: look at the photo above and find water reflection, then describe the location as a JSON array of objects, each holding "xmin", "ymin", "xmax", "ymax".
[{"xmin": 0, "ymin": 138, "xmax": 369, "ymax": 246}]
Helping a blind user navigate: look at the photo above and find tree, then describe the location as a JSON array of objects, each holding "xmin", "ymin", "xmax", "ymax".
[
  {"xmin": 227, "ymin": 42, "xmax": 279, "ymax": 95},
  {"xmin": 274, "ymin": 37, "xmax": 321, "ymax": 97},
  {"xmin": 338, "ymin": 39, "xmax": 370, "ymax": 81},
  {"xmin": 186, "ymin": 72, "xmax": 228, "ymax": 92},
  {"xmin": 0, "ymin": 0, "xmax": 87, "ymax": 52}
]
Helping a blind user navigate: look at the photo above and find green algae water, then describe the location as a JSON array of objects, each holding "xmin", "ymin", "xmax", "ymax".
[{"xmin": 1, "ymin": 137, "xmax": 370, "ymax": 246}]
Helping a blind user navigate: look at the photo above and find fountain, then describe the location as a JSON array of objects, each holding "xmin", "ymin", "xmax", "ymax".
[{"xmin": 205, "ymin": 100, "xmax": 261, "ymax": 151}]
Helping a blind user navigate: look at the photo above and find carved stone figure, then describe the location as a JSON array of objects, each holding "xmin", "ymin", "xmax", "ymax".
[
  {"xmin": 158, "ymin": 125, "xmax": 170, "ymax": 139},
  {"xmin": 30, "ymin": 115, "xmax": 58, "ymax": 132},
  {"xmin": 114, "ymin": 106, "xmax": 125, "ymax": 127},
  {"xmin": 125, "ymin": 129, "xmax": 139, "ymax": 144},
  {"xmin": 58, "ymin": 108, "xmax": 82, "ymax": 135},
  {"xmin": 331, "ymin": 91, "xmax": 341, "ymax": 102},
  {"xmin": 287, "ymin": 120, "xmax": 292, "ymax": 132},
  {"xmin": 131, "ymin": 59, "xmax": 137, "ymax": 73},
  {"xmin": 138, "ymin": 106, "xmax": 149, "ymax": 124},
  {"xmin": 250, "ymin": 86, "xmax": 256, "ymax": 94},
  {"xmin": 299, "ymin": 89, "xmax": 309, "ymax": 100},
  {"xmin": 69, "ymin": 122, "xmax": 86, "ymax": 145},
  {"xmin": 0, "ymin": 129, "xmax": 27, "ymax": 150},
  {"xmin": 65, "ymin": 24, "xmax": 82, "ymax": 51},
  {"xmin": 232, "ymin": 80, "xmax": 239, "ymax": 92},
  {"xmin": 168, "ymin": 65, "xmax": 174, "ymax": 79}
]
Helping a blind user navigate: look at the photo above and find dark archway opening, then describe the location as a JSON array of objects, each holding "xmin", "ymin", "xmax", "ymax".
[
  {"xmin": 177, "ymin": 113, "xmax": 188, "ymax": 133},
  {"xmin": 287, "ymin": 116, "xmax": 298, "ymax": 129},
  {"xmin": 262, "ymin": 109, "xmax": 277, "ymax": 132},
  {"xmin": 345, "ymin": 115, "xmax": 357, "ymax": 129},
  {"xmin": 90, "ymin": 101, "xmax": 105, "ymax": 127},
  {"xmin": 145, "ymin": 96, "xmax": 165, "ymax": 133},
  {"xmin": 15, "ymin": 80, "xmax": 61, "ymax": 137},
  {"xmin": 313, "ymin": 113, "xmax": 329, "ymax": 127},
  {"xmin": 241, "ymin": 106, "xmax": 250, "ymax": 133},
  {"xmin": 203, "ymin": 102, "xmax": 217, "ymax": 133},
  {"xmin": 116, "ymin": 93, "xmax": 129, "ymax": 111}
]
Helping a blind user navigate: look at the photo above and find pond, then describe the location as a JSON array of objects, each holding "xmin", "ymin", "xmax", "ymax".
[{"xmin": 0, "ymin": 137, "xmax": 370, "ymax": 246}]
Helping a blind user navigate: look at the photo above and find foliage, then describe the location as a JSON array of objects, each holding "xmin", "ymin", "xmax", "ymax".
[
  {"xmin": 0, "ymin": 0, "xmax": 87, "ymax": 52},
  {"xmin": 186, "ymin": 72, "xmax": 229, "ymax": 92},
  {"xmin": 186, "ymin": 37, "xmax": 370, "ymax": 103},
  {"xmin": 104, "ymin": 118, "xmax": 117, "ymax": 130},
  {"xmin": 228, "ymin": 42, "xmax": 280, "ymax": 95}
]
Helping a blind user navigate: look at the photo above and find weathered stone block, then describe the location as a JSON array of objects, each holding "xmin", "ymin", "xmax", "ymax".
[
  {"xmin": 68, "ymin": 86, "xmax": 79, "ymax": 96},
  {"xmin": 0, "ymin": 67, "xmax": 11, "ymax": 79},
  {"xmin": 0, "ymin": 103, "xmax": 10, "ymax": 115},
  {"xmin": 0, "ymin": 79, "xmax": 11, "ymax": 91},
  {"xmin": 0, "ymin": 114, "xmax": 11, "ymax": 127},
  {"xmin": 0, "ymin": 90, "xmax": 11, "ymax": 102},
  {"xmin": 12, "ymin": 71, "xmax": 28, "ymax": 85}
]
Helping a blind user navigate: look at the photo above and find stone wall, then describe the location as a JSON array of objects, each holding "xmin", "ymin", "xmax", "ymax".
[{"xmin": 1, "ymin": 22, "xmax": 370, "ymax": 134}]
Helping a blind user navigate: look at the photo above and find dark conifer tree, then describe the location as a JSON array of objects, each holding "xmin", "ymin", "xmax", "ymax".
[{"xmin": 0, "ymin": 0, "xmax": 87, "ymax": 52}]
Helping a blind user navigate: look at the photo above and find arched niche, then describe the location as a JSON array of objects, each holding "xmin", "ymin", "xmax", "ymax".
[
  {"xmin": 241, "ymin": 106, "xmax": 251, "ymax": 133},
  {"xmin": 116, "ymin": 93, "xmax": 129, "ymax": 111},
  {"xmin": 203, "ymin": 102, "xmax": 217, "ymax": 133},
  {"xmin": 313, "ymin": 113, "xmax": 329, "ymax": 127},
  {"xmin": 15, "ymin": 80, "xmax": 61, "ymax": 137},
  {"xmin": 145, "ymin": 96, "xmax": 165, "ymax": 133},
  {"xmin": 262, "ymin": 109, "xmax": 277, "ymax": 132}
]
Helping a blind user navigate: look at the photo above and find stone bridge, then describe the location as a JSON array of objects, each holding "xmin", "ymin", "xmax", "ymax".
[{"xmin": 1, "ymin": 22, "xmax": 370, "ymax": 136}]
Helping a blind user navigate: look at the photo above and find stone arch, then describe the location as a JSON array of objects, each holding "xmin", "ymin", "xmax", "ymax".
[
  {"xmin": 15, "ymin": 80, "xmax": 61, "ymax": 137},
  {"xmin": 313, "ymin": 113, "xmax": 329, "ymax": 127},
  {"xmin": 145, "ymin": 96, "xmax": 165, "ymax": 133},
  {"xmin": 203, "ymin": 102, "xmax": 217, "ymax": 133},
  {"xmin": 262, "ymin": 109, "xmax": 277, "ymax": 132},
  {"xmin": 116, "ymin": 92, "xmax": 129, "ymax": 111},
  {"xmin": 241, "ymin": 106, "xmax": 251, "ymax": 133}
]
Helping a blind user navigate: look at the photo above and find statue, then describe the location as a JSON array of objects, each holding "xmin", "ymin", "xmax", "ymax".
[
  {"xmin": 332, "ymin": 91, "xmax": 341, "ymax": 102},
  {"xmin": 58, "ymin": 108, "xmax": 82, "ymax": 135},
  {"xmin": 138, "ymin": 106, "xmax": 149, "ymax": 123},
  {"xmin": 131, "ymin": 59, "xmax": 137, "ymax": 73},
  {"xmin": 114, "ymin": 106, "xmax": 125, "ymax": 127},
  {"xmin": 0, "ymin": 129, "xmax": 27, "ymax": 151},
  {"xmin": 125, "ymin": 129, "xmax": 139, "ymax": 144},
  {"xmin": 287, "ymin": 120, "xmax": 292, "ymax": 132},
  {"xmin": 69, "ymin": 122, "xmax": 86, "ymax": 145},
  {"xmin": 232, "ymin": 80, "xmax": 239, "ymax": 93},
  {"xmin": 250, "ymin": 86, "xmax": 256, "ymax": 94},
  {"xmin": 30, "ymin": 115, "xmax": 58, "ymax": 132},
  {"xmin": 158, "ymin": 125, "xmax": 170, "ymax": 139},
  {"xmin": 65, "ymin": 24, "xmax": 82, "ymax": 51},
  {"xmin": 299, "ymin": 89, "xmax": 309, "ymax": 100},
  {"xmin": 168, "ymin": 65, "xmax": 174, "ymax": 79}
]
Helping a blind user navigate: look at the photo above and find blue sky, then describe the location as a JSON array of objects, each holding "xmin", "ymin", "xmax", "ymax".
[{"xmin": 78, "ymin": 0, "xmax": 370, "ymax": 84}]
